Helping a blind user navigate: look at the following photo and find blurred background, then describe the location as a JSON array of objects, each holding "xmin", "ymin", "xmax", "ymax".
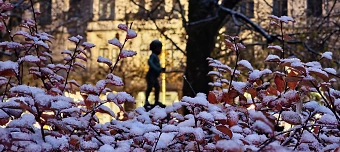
[{"xmin": 1, "ymin": 0, "xmax": 340, "ymax": 122}]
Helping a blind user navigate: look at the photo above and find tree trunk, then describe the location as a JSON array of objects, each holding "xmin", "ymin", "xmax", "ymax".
[{"xmin": 183, "ymin": 0, "xmax": 239, "ymax": 97}]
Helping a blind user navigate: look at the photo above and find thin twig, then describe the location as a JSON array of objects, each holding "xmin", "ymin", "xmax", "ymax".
[{"xmin": 183, "ymin": 75, "xmax": 196, "ymax": 95}]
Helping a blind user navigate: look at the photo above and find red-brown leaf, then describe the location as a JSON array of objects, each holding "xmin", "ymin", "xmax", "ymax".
[
  {"xmin": 216, "ymin": 125, "xmax": 233, "ymax": 139},
  {"xmin": 208, "ymin": 91, "xmax": 217, "ymax": 104},
  {"xmin": 274, "ymin": 75, "xmax": 285, "ymax": 93}
]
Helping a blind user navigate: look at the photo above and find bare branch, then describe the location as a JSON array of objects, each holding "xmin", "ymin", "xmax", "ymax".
[{"xmin": 130, "ymin": 0, "xmax": 186, "ymax": 55}]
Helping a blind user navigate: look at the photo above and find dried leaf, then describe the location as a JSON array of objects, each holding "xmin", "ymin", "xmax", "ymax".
[
  {"xmin": 216, "ymin": 125, "xmax": 233, "ymax": 139},
  {"xmin": 208, "ymin": 91, "xmax": 217, "ymax": 104},
  {"xmin": 283, "ymin": 34, "xmax": 292, "ymax": 40},
  {"xmin": 274, "ymin": 75, "xmax": 285, "ymax": 93}
]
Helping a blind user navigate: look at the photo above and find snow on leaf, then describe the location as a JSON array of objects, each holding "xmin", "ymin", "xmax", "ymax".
[
  {"xmin": 74, "ymin": 62, "xmax": 85, "ymax": 69},
  {"xmin": 252, "ymin": 120, "xmax": 273, "ymax": 134},
  {"xmin": 126, "ymin": 29, "xmax": 137, "ymax": 39},
  {"xmin": 321, "ymin": 52, "xmax": 332, "ymax": 60},
  {"xmin": 268, "ymin": 15, "xmax": 280, "ymax": 20},
  {"xmin": 268, "ymin": 45, "xmax": 283, "ymax": 52},
  {"xmin": 19, "ymin": 55, "xmax": 40, "ymax": 63},
  {"xmin": 68, "ymin": 36, "xmax": 79, "ymax": 43},
  {"xmin": 304, "ymin": 101, "xmax": 320, "ymax": 111},
  {"xmin": 99, "ymin": 144, "xmax": 115, "ymax": 152},
  {"xmin": 182, "ymin": 93, "xmax": 209, "ymax": 107},
  {"xmin": 301, "ymin": 130, "xmax": 318, "ymax": 143},
  {"xmin": 80, "ymin": 84, "xmax": 99, "ymax": 94},
  {"xmin": 307, "ymin": 67, "xmax": 329, "ymax": 81},
  {"xmin": 68, "ymin": 79, "xmax": 80, "ymax": 87},
  {"xmin": 108, "ymin": 38, "xmax": 122, "ymax": 48},
  {"xmin": 7, "ymin": 113, "xmax": 35, "ymax": 128},
  {"xmin": 82, "ymin": 42, "xmax": 95, "ymax": 48},
  {"xmin": 61, "ymin": 50, "xmax": 72, "ymax": 55},
  {"xmin": 76, "ymin": 54, "xmax": 87, "ymax": 61},
  {"xmin": 281, "ymin": 111, "xmax": 301, "ymax": 125},
  {"xmin": 13, "ymin": 31, "xmax": 34, "ymax": 40},
  {"xmin": 150, "ymin": 106, "xmax": 167, "ymax": 120},
  {"xmin": 207, "ymin": 71, "xmax": 222, "ymax": 76},
  {"xmin": 237, "ymin": 60, "xmax": 253, "ymax": 71},
  {"xmin": 51, "ymin": 99, "xmax": 72, "ymax": 110},
  {"xmin": 279, "ymin": 16, "xmax": 295, "ymax": 23},
  {"xmin": 216, "ymin": 140, "xmax": 243, "ymax": 152},
  {"xmin": 10, "ymin": 85, "xmax": 45, "ymax": 95},
  {"xmin": 324, "ymin": 68, "xmax": 336, "ymax": 75},
  {"xmin": 118, "ymin": 23, "xmax": 128, "ymax": 31},
  {"xmin": 0, "ymin": 60, "xmax": 19, "ymax": 76},
  {"xmin": 120, "ymin": 50, "xmax": 137, "ymax": 58},
  {"xmin": 248, "ymin": 69, "xmax": 272, "ymax": 81},
  {"xmin": 97, "ymin": 56, "xmax": 112, "ymax": 66},
  {"xmin": 265, "ymin": 54, "xmax": 281, "ymax": 62},
  {"xmin": 76, "ymin": 35, "xmax": 83, "ymax": 40},
  {"xmin": 34, "ymin": 40, "xmax": 49, "ymax": 49},
  {"xmin": 106, "ymin": 73, "xmax": 123, "ymax": 86},
  {"xmin": 97, "ymin": 105, "xmax": 116, "ymax": 117},
  {"xmin": 231, "ymin": 81, "xmax": 247, "ymax": 94},
  {"xmin": 0, "ymin": 41, "xmax": 24, "ymax": 49},
  {"xmin": 86, "ymin": 94, "xmax": 102, "ymax": 103},
  {"xmin": 318, "ymin": 114, "xmax": 338, "ymax": 125}
]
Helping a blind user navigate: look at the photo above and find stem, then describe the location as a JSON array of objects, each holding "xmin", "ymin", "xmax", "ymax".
[
  {"xmin": 280, "ymin": 21, "xmax": 285, "ymax": 59},
  {"xmin": 153, "ymin": 129, "xmax": 162, "ymax": 152},
  {"xmin": 35, "ymin": 105, "xmax": 45, "ymax": 142},
  {"xmin": 310, "ymin": 81, "xmax": 340, "ymax": 121},
  {"xmin": 62, "ymin": 41, "xmax": 81, "ymax": 92},
  {"xmin": 1, "ymin": 77, "xmax": 11, "ymax": 102},
  {"xmin": 110, "ymin": 22, "xmax": 133, "ymax": 73},
  {"xmin": 29, "ymin": 0, "xmax": 38, "ymax": 33},
  {"xmin": 183, "ymin": 75, "xmax": 196, "ymax": 95},
  {"xmin": 228, "ymin": 40, "xmax": 240, "ymax": 92}
]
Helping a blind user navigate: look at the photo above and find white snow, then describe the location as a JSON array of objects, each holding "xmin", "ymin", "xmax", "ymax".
[
  {"xmin": 318, "ymin": 114, "xmax": 338, "ymax": 125},
  {"xmin": 120, "ymin": 50, "xmax": 137, "ymax": 58},
  {"xmin": 97, "ymin": 56, "xmax": 112, "ymax": 65},
  {"xmin": 321, "ymin": 52, "xmax": 332, "ymax": 60},
  {"xmin": 108, "ymin": 38, "xmax": 122, "ymax": 48},
  {"xmin": 268, "ymin": 45, "xmax": 283, "ymax": 52},
  {"xmin": 68, "ymin": 36, "xmax": 79, "ymax": 43},
  {"xmin": 82, "ymin": 42, "xmax": 95, "ymax": 48},
  {"xmin": 126, "ymin": 29, "xmax": 137, "ymax": 39},
  {"xmin": 237, "ymin": 60, "xmax": 253, "ymax": 70}
]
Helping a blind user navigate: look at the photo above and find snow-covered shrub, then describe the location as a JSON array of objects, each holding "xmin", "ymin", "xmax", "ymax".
[{"xmin": 0, "ymin": 1, "xmax": 340, "ymax": 151}]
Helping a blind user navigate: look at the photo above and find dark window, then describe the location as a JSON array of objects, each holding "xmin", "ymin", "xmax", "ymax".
[
  {"xmin": 99, "ymin": 0, "xmax": 115, "ymax": 20},
  {"xmin": 151, "ymin": 0, "xmax": 166, "ymax": 19},
  {"xmin": 135, "ymin": 0, "xmax": 147, "ymax": 19},
  {"xmin": 273, "ymin": 0, "xmax": 287, "ymax": 16},
  {"xmin": 307, "ymin": 0, "xmax": 322, "ymax": 17},
  {"xmin": 68, "ymin": 0, "xmax": 81, "ymax": 19},
  {"xmin": 240, "ymin": 0, "xmax": 254, "ymax": 18},
  {"xmin": 39, "ymin": 0, "xmax": 52, "ymax": 26}
]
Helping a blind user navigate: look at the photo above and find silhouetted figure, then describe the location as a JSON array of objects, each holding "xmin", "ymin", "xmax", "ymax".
[{"xmin": 144, "ymin": 40, "xmax": 166, "ymax": 110}]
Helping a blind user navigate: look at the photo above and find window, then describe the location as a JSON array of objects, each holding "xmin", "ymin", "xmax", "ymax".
[
  {"xmin": 151, "ymin": 0, "xmax": 167, "ymax": 19},
  {"xmin": 99, "ymin": 47, "xmax": 118, "ymax": 61},
  {"xmin": 39, "ymin": 0, "xmax": 52, "ymax": 26},
  {"xmin": 68, "ymin": 0, "xmax": 81, "ymax": 19},
  {"xmin": 99, "ymin": 0, "xmax": 115, "ymax": 20},
  {"xmin": 135, "ymin": 0, "xmax": 147, "ymax": 19},
  {"xmin": 307, "ymin": 0, "xmax": 322, "ymax": 17},
  {"xmin": 240, "ymin": 0, "xmax": 254, "ymax": 18},
  {"xmin": 273, "ymin": 0, "xmax": 287, "ymax": 16}
]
